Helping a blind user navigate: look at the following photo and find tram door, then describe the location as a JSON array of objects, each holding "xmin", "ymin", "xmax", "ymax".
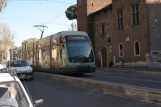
[{"xmin": 59, "ymin": 37, "xmax": 65, "ymax": 68}]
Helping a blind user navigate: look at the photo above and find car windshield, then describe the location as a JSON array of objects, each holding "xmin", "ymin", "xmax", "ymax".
[
  {"xmin": 7, "ymin": 60, "xmax": 29, "ymax": 67},
  {"xmin": 0, "ymin": 81, "xmax": 29, "ymax": 107},
  {"xmin": 65, "ymin": 35, "xmax": 94, "ymax": 63}
]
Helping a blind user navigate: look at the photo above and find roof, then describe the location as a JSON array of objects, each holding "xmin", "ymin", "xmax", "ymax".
[
  {"xmin": 59, "ymin": 31, "xmax": 88, "ymax": 36},
  {"xmin": 89, "ymin": 4, "xmax": 112, "ymax": 16},
  {"xmin": 0, "ymin": 73, "xmax": 14, "ymax": 82},
  {"xmin": 39, "ymin": 31, "xmax": 88, "ymax": 42}
]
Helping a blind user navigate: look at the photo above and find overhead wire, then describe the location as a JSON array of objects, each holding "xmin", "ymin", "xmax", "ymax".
[
  {"xmin": 42, "ymin": 12, "xmax": 65, "ymax": 24},
  {"xmin": 8, "ymin": 0, "xmax": 73, "ymax": 4},
  {"xmin": 0, "ymin": 16, "xmax": 115, "ymax": 25},
  {"xmin": 0, "ymin": 0, "xmax": 114, "ymax": 45},
  {"xmin": 0, "ymin": 17, "xmax": 43, "ymax": 23},
  {"xmin": 7, "ymin": 0, "xmax": 108, "ymax": 6}
]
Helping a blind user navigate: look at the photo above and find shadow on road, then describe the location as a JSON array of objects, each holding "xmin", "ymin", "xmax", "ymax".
[{"xmin": 63, "ymin": 73, "xmax": 94, "ymax": 78}]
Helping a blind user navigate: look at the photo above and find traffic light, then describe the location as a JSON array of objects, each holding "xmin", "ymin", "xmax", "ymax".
[{"xmin": 107, "ymin": 37, "xmax": 111, "ymax": 45}]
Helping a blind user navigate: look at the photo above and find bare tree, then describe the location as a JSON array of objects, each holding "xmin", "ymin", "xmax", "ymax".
[
  {"xmin": 0, "ymin": 23, "xmax": 14, "ymax": 62},
  {"xmin": 0, "ymin": 23, "xmax": 13, "ymax": 44},
  {"xmin": 0, "ymin": 0, "xmax": 7, "ymax": 12}
]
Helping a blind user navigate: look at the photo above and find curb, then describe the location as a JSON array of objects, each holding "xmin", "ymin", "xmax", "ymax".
[
  {"xmin": 36, "ymin": 72, "xmax": 161, "ymax": 103},
  {"xmin": 101, "ymin": 68, "xmax": 161, "ymax": 76}
]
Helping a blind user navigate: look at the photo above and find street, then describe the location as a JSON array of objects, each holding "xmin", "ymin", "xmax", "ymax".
[
  {"xmin": 81, "ymin": 69, "xmax": 161, "ymax": 89},
  {"xmin": 23, "ymin": 73, "xmax": 160, "ymax": 107}
]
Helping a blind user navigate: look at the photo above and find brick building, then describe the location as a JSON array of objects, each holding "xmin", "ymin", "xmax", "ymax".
[{"xmin": 77, "ymin": 0, "xmax": 161, "ymax": 68}]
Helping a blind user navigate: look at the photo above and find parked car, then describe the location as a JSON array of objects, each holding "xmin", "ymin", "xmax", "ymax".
[
  {"xmin": 0, "ymin": 64, "xmax": 6, "ymax": 71},
  {"xmin": 0, "ymin": 70, "xmax": 44, "ymax": 107},
  {"xmin": 6, "ymin": 60, "xmax": 34, "ymax": 80}
]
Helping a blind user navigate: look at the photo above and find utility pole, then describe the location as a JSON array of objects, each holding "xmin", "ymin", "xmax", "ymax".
[{"xmin": 33, "ymin": 25, "xmax": 48, "ymax": 39}]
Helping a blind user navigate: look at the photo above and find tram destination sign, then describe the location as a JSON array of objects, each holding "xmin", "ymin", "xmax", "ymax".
[{"xmin": 65, "ymin": 35, "xmax": 90, "ymax": 42}]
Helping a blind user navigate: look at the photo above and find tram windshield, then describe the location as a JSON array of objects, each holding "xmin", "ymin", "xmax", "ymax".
[{"xmin": 65, "ymin": 35, "xmax": 94, "ymax": 63}]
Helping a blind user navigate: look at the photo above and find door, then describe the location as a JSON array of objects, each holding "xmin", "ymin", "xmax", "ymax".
[
  {"xmin": 59, "ymin": 37, "xmax": 66, "ymax": 68},
  {"xmin": 101, "ymin": 48, "xmax": 107, "ymax": 67},
  {"xmin": 59, "ymin": 45, "xmax": 65, "ymax": 67}
]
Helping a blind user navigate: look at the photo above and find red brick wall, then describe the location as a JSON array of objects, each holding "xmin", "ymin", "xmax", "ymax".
[
  {"xmin": 112, "ymin": 0, "xmax": 149, "ymax": 63},
  {"xmin": 77, "ymin": 0, "xmax": 88, "ymax": 33},
  {"xmin": 93, "ymin": 7, "xmax": 113, "ymax": 66},
  {"xmin": 77, "ymin": 0, "xmax": 151, "ymax": 67},
  {"xmin": 77, "ymin": 0, "xmax": 112, "ymax": 33}
]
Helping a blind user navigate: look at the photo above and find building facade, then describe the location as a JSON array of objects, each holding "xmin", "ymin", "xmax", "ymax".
[
  {"xmin": 77, "ymin": 0, "xmax": 161, "ymax": 68},
  {"xmin": 0, "ymin": 40, "xmax": 13, "ymax": 63},
  {"xmin": 10, "ymin": 47, "xmax": 18, "ymax": 60}
]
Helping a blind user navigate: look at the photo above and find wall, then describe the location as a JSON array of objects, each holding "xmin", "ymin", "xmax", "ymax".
[
  {"xmin": 77, "ymin": 0, "xmax": 111, "ymax": 33},
  {"xmin": 93, "ymin": 6, "xmax": 113, "ymax": 67},
  {"xmin": 112, "ymin": 0, "xmax": 149, "ymax": 67},
  {"xmin": 146, "ymin": 0, "xmax": 161, "ymax": 62},
  {"xmin": 87, "ymin": 0, "xmax": 112, "ymax": 15}
]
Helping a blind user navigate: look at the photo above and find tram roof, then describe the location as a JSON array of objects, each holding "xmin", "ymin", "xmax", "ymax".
[{"xmin": 39, "ymin": 31, "xmax": 88, "ymax": 42}]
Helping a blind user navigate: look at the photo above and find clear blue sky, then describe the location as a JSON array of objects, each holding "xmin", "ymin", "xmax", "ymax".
[{"xmin": 0, "ymin": 0, "xmax": 76, "ymax": 47}]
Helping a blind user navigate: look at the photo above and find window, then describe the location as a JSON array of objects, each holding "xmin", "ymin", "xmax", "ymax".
[
  {"xmin": 65, "ymin": 36, "xmax": 94, "ymax": 63},
  {"xmin": 92, "ymin": 3, "xmax": 93, "ymax": 6},
  {"xmin": 7, "ymin": 60, "xmax": 29, "ymax": 67},
  {"xmin": 132, "ymin": 3, "xmax": 140, "ymax": 25},
  {"xmin": 117, "ymin": 9, "xmax": 124, "ymax": 29},
  {"xmin": 101, "ymin": 24, "xmax": 105, "ymax": 34},
  {"xmin": 60, "ymin": 48, "xmax": 62, "ymax": 58},
  {"xmin": 134, "ymin": 41, "xmax": 140, "ymax": 56},
  {"xmin": 0, "ymin": 81, "xmax": 29, "ymax": 107},
  {"xmin": 119, "ymin": 43, "xmax": 124, "ymax": 57}
]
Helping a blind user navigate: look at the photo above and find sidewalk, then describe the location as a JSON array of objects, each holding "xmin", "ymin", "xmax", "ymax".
[{"xmin": 97, "ymin": 67, "xmax": 161, "ymax": 76}]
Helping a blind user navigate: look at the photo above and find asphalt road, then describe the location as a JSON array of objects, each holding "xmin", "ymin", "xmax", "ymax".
[
  {"xmin": 23, "ymin": 74, "xmax": 160, "ymax": 107},
  {"xmin": 78, "ymin": 69, "xmax": 161, "ymax": 89}
]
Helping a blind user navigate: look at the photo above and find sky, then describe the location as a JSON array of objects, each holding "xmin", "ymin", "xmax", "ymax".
[{"xmin": 0, "ymin": 0, "xmax": 77, "ymax": 47}]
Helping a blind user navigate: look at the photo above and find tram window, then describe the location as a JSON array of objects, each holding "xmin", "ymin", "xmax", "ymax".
[
  {"xmin": 62, "ymin": 44, "xmax": 65, "ymax": 49},
  {"xmin": 60, "ymin": 49, "xmax": 62, "ymax": 58}
]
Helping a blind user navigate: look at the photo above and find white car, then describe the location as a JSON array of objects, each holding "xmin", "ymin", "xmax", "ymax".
[
  {"xmin": 6, "ymin": 60, "xmax": 34, "ymax": 80},
  {"xmin": 0, "ymin": 70, "xmax": 44, "ymax": 107},
  {"xmin": 0, "ymin": 64, "xmax": 6, "ymax": 71}
]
